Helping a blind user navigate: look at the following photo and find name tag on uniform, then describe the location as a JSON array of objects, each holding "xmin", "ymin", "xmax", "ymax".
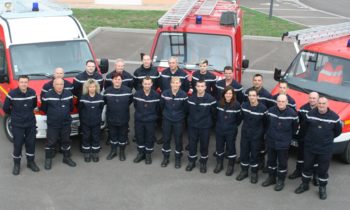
[
  {"xmin": 62, "ymin": 105, "xmax": 65, "ymax": 108},
  {"xmin": 144, "ymin": 103, "xmax": 148, "ymax": 108},
  {"xmin": 91, "ymin": 106, "xmax": 95, "ymax": 109},
  {"xmin": 24, "ymin": 104, "xmax": 27, "ymax": 107},
  {"xmin": 318, "ymin": 125, "xmax": 322, "ymax": 129}
]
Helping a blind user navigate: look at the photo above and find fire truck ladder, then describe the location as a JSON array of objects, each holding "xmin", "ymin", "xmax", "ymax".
[
  {"xmin": 282, "ymin": 22, "xmax": 350, "ymax": 45},
  {"xmin": 195, "ymin": 0, "xmax": 218, "ymax": 16},
  {"xmin": 157, "ymin": 0, "xmax": 198, "ymax": 28}
]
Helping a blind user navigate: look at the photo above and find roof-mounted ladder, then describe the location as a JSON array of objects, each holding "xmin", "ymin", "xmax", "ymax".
[
  {"xmin": 282, "ymin": 22, "xmax": 350, "ymax": 45},
  {"xmin": 195, "ymin": 0, "xmax": 218, "ymax": 16}
]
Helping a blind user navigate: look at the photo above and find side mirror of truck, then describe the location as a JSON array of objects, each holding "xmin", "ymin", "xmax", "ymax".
[
  {"xmin": 99, "ymin": 58, "xmax": 109, "ymax": 74},
  {"xmin": 274, "ymin": 68, "xmax": 282, "ymax": 81},
  {"xmin": 0, "ymin": 74, "xmax": 9, "ymax": 83},
  {"xmin": 242, "ymin": 59, "xmax": 249, "ymax": 69}
]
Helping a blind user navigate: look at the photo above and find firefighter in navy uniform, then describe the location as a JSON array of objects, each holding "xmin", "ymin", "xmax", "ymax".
[
  {"xmin": 133, "ymin": 54, "xmax": 159, "ymax": 91},
  {"xmin": 41, "ymin": 78, "xmax": 76, "ymax": 169},
  {"xmin": 213, "ymin": 86, "xmax": 242, "ymax": 176},
  {"xmin": 215, "ymin": 66, "xmax": 244, "ymax": 103},
  {"xmin": 272, "ymin": 82, "xmax": 296, "ymax": 110},
  {"xmin": 289, "ymin": 92, "xmax": 319, "ymax": 184},
  {"xmin": 79, "ymin": 79, "xmax": 104, "ymax": 162},
  {"xmin": 191, "ymin": 59, "xmax": 216, "ymax": 96},
  {"xmin": 104, "ymin": 58, "xmax": 134, "ymax": 90},
  {"xmin": 41, "ymin": 67, "xmax": 74, "ymax": 100},
  {"xmin": 3, "ymin": 75, "xmax": 40, "ymax": 175},
  {"xmin": 159, "ymin": 56, "xmax": 190, "ymax": 93},
  {"xmin": 133, "ymin": 77, "xmax": 160, "ymax": 164},
  {"xmin": 186, "ymin": 80, "xmax": 216, "ymax": 173},
  {"xmin": 295, "ymin": 97, "xmax": 342, "ymax": 200},
  {"xmin": 160, "ymin": 76, "xmax": 188, "ymax": 168},
  {"xmin": 262, "ymin": 94, "xmax": 298, "ymax": 191},
  {"xmin": 236, "ymin": 88, "xmax": 267, "ymax": 183},
  {"xmin": 73, "ymin": 60, "xmax": 103, "ymax": 100},
  {"xmin": 104, "ymin": 73, "xmax": 133, "ymax": 161}
]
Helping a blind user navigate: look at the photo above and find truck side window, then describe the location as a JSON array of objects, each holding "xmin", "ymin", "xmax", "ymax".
[{"xmin": 0, "ymin": 41, "xmax": 6, "ymax": 74}]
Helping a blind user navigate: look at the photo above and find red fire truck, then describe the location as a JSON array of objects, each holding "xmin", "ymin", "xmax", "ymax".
[
  {"xmin": 0, "ymin": 1, "xmax": 108, "ymax": 141},
  {"xmin": 272, "ymin": 22, "xmax": 350, "ymax": 163},
  {"xmin": 150, "ymin": 0, "xmax": 249, "ymax": 88}
]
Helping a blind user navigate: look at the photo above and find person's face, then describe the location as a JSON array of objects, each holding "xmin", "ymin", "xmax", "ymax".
[
  {"xmin": 115, "ymin": 62, "xmax": 125, "ymax": 72},
  {"xmin": 53, "ymin": 79, "xmax": 64, "ymax": 93},
  {"xmin": 143, "ymin": 55, "xmax": 152, "ymax": 68},
  {"xmin": 18, "ymin": 78, "xmax": 29, "ymax": 92},
  {"xmin": 253, "ymin": 76, "xmax": 263, "ymax": 89},
  {"xmin": 224, "ymin": 70, "xmax": 233, "ymax": 80},
  {"xmin": 277, "ymin": 96, "xmax": 288, "ymax": 110},
  {"xmin": 142, "ymin": 79, "xmax": 153, "ymax": 91},
  {"xmin": 279, "ymin": 83, "xmax": 288, "ymax": 95},
  {"xmin": 170, "ymin": 80, "xmax": 181, "ymax": 91},
  {"xmin": 85, "ymin": 62, "xmax": 96, "ymax": 75},
  {"xmin": 199, "ymin": 63, "xmax": 208, "ymax": 73},
  {"xmin": 196, "ymin": 82, "xmax": 206, "ymax": 95},
  {"xmin": 308, "ymin": 93, "xmax": 319, "ymax": 107},
  {"xmin": 317, "ymin": 98, "xmax": 328, "ymax": 114},
  {"xmin": 224, "ymin": 90, "xmax": 233, "ymax": 102},
  {"xmin": 88, "ymin": 84, "xmax": 96, "ymax": 94},
  {"xmin": 168, "ymin": 59, "xmax": 178, "ymax": 71},
  {"xmin": 54, "ymin": 68, "xmax": 64, "ymax": 79},
  {"xmin": 112, "ymin": 76, "xmax": 122, "ymax": 88},
  {"xmin": 248, "ymin": 91, "xmax": 258, "ymax": 104}
]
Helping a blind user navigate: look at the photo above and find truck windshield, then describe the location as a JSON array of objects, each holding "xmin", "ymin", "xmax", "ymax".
[
  {"xmin": 10, "ymin": 40, "xmax": 93, "ymax": 79},
  {"xmin": 153, "ymin": 32, "xmax": 232, "ymax": 71},
  {"xmin": 284, "ymin": 50, "xmax": 350, "ymax": 102}
]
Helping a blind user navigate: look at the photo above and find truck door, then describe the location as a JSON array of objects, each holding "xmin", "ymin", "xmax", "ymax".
[{"xmin": 0, "ymin": 26, "xmax": 10, "ymax": 116}]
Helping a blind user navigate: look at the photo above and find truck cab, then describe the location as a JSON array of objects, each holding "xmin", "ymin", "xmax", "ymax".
[
  {"xmin": 150, "ymin": 0, "xmax": 249, "ymax": 91},
  {"xmin": 0, "ymin": 1, "xmax": 108, "ymax": 141},
  {"xmin": 272, "ymin": 23, "xmax": 350, "ymax": 163}
]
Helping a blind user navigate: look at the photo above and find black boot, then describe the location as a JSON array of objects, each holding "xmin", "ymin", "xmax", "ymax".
[
  {"xmin": 133, "ymin": 152, "xmax": 145, "ymax": 163},
  {"xmin": 119, "ymin": 147, "xmax": 126, "ymax": 161},
  {"xmin": 145, "ymin": 153, "xmax": 152, "ymax": 165},
  {"xmin": 84, "ymin": 153, "xmax": 91, "ymax": 162},
  {"xmin": 226, "ymin": 159, "xmax": 235, "ymax": 176},
  {"xmin": 27, "ymin": 160, "xmax": 40, "ymax": 172},
  {"xmin": 106, "ymin": 147, "xmax": 117, "ymax": 160},
  {"xmin": 62, "ymin": 151, "xmax": 77, "ymax": 167},
  {"xmin": 319, "ymin": 186, "xmax": 327, "ymax": 200},
  {"xmin": 288, "ymin": 169, "xmax": 302, "ymax": 179},
  {"xmin": 175, "ymin": 156, "xmax": 181, "ymax": 169},
  {"xmin": 236, "ymin": 170, "xmax": 248, "ymax": 181},
  {"xmin": 12, "ymin": 160, "xmax": 20, "ymax": 175},
  {"xmin": 92, "ymin": 153, "xmax": 99, "ymax": 162},
  {"xmin": 161, "ymin": 155, "xmax": 170, "ymax": 167},
  {"xmin": 295, "ymin": 182, "xmax": 309, "ymax": 194},
  {"xmin": 313, "ymin": 175, "xmax": 319, "ymax": 186},
  {"xmin": 262, "ymin": 175, "xmax": 276, "ymax": 187},
  {"xmin": 44, "ymin": 149, "xmax": 52, "ymax": 170},
  {"xmin": 251, "ymin": 172, "xmax": 258, "ymax": 184},
  {"xmin": 186, "ymin": 161, "xmax": 196, "ymax": 171},
  {"xmin": 274, "ymin": 179, "xmax": 285, "ymax": 191},
  {"xmin": 213, "ymin": 158, "xmax": 224, "ymax": 174},
  {"xmin": 258, "ymin": 156, "xmax": 265, "ymax": 170},
  {"xmin": 200, "ymin": 162, "xmax": 207, "ymax": 173}
]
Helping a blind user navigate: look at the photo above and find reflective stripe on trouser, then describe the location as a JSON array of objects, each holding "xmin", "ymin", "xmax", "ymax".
[
  {"xmin": 135, "ymin": 121, "xmax": 155, "ymax": 154},
  {"xmin": 267, "ymin": 147, "xmax": 289, "ymax": 180},
  {"xmin": 215, "ymin": 131, "xmax": 237, "ymax": 160},
  {"xmin": 81, "ymin": 124, "xmax": 101, "ymax": 153},
  {"xmin": 12, "ymin": 126, "xmax": 36, "ymax": 161},
  {"xmin": 162, "ymin": 119, "xmax": 184, "ymax": 157},
  {"xmin": 188, "ymin": 127, "xmax": 210, "ymax": 163},
  {"xmin": 240, "ymin": 137, "xmax": 260, "ymax": 173},
  {"xmin": 109, "ymin": 124, "xmax": 128, "ymax": 149},
  {"xmin": 302, "ymin": 151, "xmax": 331, "ymax": 186}
]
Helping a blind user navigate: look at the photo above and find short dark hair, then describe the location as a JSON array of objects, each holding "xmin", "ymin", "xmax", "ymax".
[
  {"xmin": 86, "ymin": 59, "xmax": 95, "ymax": 65},
  {"xmin": 247, "ymin": 88, "xmax": 258, "ymax": 96},
  {"xmin": 111, "ymin": 72, "xmax": 123, "ymax": 80},
  {"xmin": 196, "ymin": 79, "xmax": 206, "ymax": 85},
  {"xmin": 253, "ymin": 73, "xmax": 263, "ymax": 79},
  {"xmin": 224, "ymin": 66, "xmax": 233, "ymax": 71},
  {"xmin": 143, "ymin": 76, "xmax": 152, "ymax": 82},
  {"xmin": 18, "ymin": 75, "xmax": 29, "ymax": 81}
]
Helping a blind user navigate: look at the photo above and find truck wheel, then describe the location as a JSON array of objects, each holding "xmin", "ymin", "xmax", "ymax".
[
  {"xmin": 3, "ymin": 115, "xmax": 13, "ymax": 142},
  {"xmin": 341, "ymin": 141, "xmax": 350, "ymax": 164}
]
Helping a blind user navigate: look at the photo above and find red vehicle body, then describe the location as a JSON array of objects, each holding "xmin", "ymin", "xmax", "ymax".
[
  {"xmin": 272, "ymin": 31, "xmax": 350, "ymax": 163},
  {"xmin": 150, "ymin": 0, "xmax": 248, "ymax": 91},
  {"xmin": 0, "ymin": 1, "xmax": 108, "ymax": 141}
]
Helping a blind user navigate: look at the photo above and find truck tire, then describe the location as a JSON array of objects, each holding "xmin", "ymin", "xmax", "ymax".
[
  {"xmin": 341, "ymin": 141, "xmax": 350, "ymax": 164},
  {"xmin": 3, "ymin": 115, "xmax": 13, "ymax": 142}
]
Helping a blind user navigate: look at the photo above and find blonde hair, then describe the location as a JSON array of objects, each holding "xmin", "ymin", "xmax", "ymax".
[
  {"xmin": 83, "ymin": 79, "xmax": 100, "ymax": 95},
  {"xmin": 171, "ymin": 76, "xmax": 181, "ymax": 83}
]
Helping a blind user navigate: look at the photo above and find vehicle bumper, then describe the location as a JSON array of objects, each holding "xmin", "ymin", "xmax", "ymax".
[{"xmin": 35, "ymin": 114, "xmax": 80, "ymax": 139}]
